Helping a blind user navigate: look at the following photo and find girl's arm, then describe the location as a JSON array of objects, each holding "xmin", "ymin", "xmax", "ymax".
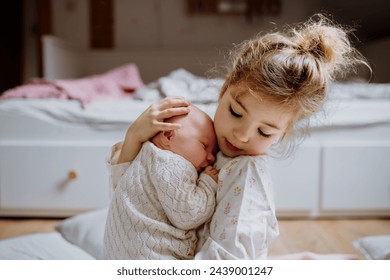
[
  {"xmin": 118, "ymin": 97, "xmax": 191, "ymax": 164},
  {"xmin": 196, "ymin": 157, "xmax": 278, "ymax": 259}
]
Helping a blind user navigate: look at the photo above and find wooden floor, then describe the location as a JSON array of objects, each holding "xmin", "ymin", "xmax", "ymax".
[
  {"xmin": 0, "ymin": 218, "xmax": 60, "ymax": 241},
  {"xmin": 269, "ymin": 218, "xmax": 390, "ymax": 258},
  {"xmin": 0, "ymin": 217, "xmax": 389, "ymax": 259}
]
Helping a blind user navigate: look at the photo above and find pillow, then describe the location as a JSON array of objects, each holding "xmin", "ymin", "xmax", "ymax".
[
  {"xmin": 55, "ymin": 207, "xmax": 108, "ymax": 260},
  {"xmin": 0, "ymin": 232, "xmax": 94, "ymax": 260},
  {"xmin": 353, "ymin": 235, "xmax": 390, "ymax": 260}
]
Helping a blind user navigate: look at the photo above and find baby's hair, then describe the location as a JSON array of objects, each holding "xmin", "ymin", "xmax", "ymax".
[{"xmin": 220, "ymin": 14, "xmax": 370, "ymax": 157}]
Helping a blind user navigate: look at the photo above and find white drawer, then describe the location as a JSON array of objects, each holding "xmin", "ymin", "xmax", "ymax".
[
  {"xmin": 321, "ymin": 144, "xmax": 390, "ymax": 214},
  {"xmin": 0, "ymin": 142, "xmax": 112, "ymax": 216},
  {"xmin": 270, "ymin": 145, "xmax": 320, "ymax": 216}
]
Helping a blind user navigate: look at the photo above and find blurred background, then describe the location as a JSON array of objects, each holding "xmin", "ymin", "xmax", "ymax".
[
  {"xmin": 0, "ymin": 1, "xmax": 389, "ymax": 260},
  {"xmin": 1, "ymin": 0, "xmax": 390, "ymax": 93}
]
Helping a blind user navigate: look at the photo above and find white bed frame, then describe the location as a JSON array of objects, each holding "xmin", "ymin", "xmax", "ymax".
[{"xmin": 0, "ymin": 36, "xmax": 389, "ymax": 218}]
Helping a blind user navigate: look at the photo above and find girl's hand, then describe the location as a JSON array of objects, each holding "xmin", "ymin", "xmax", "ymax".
[
  {"xmin": 203, "ymin": 166, "xmax": 219, "ymax": 183},
  {"xmin": 129, "ymin": 97, "xmax": 191, "ymax": 143},
  {"xmin": 118, "ymin": 97, "xmax": 190, "ymax": 164}
]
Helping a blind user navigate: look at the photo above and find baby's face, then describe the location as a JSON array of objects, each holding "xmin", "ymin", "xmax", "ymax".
[{"xmin": 169, "ymin": 108, "xmax": 217, "ymax": 172}]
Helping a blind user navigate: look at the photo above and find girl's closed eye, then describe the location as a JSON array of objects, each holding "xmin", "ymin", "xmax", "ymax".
[
  {"xmin": 258, "ymin": 128, "xmax": 271, "ymax": 138},
  {"xmin": 229, "ymin": 106, "xmax": 242, "ymax": 118}
]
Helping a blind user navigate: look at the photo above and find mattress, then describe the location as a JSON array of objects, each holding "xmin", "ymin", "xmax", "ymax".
[
  {"xmin": 1, "ymin": 68, "xmax": 390, "ymax": 140},
  {"xmin": 1, "ymin": 97, "xmax": 390, "ymax": 141},
  {"xmin": 0, "ymin": 99, "xmax": 145, "ymax": 141}
]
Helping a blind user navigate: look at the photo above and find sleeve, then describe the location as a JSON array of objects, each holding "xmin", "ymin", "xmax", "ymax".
[
  {"xmin": 106, "ymin": 141, "xmax": 130, "ymax": 191},
  {"xmin": 195, "ymin": 157, "xmax": 277, "ymax": 260},
  {"xmin": 153, "ymin": 157, "xmax": 218, "ymax": 231}
]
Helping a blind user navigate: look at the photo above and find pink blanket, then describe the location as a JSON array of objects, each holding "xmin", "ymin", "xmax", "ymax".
[{"xmin": 0, "ymin": 63, "xmax": 144, "ymax": 107}]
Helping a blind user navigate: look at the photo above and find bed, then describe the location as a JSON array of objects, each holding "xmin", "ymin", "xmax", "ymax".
[
  {"xmin": 0, "ymin": 36, "xmax": 390, "ymax": 259},
  {"xmin": 1, "ymin": 67, "xmax": 390, "ymax": 218},
  {"xmin": 0, "ymin": 67, "xmax": 223, "ymax": 217}
]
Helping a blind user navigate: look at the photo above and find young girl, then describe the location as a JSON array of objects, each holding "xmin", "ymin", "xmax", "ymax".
[{"xmin": 112, "ymin": 14, "xmax": 368, "ymax": 259}]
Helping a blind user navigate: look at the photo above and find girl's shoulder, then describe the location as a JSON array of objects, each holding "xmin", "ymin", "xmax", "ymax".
[{"xmin": 216, "ymin": 151, "xmax": 268, "ymax": 170}]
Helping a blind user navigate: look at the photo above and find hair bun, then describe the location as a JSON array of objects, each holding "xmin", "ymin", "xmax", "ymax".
[
  {"xmin": 293, "ymin": 14, "xmax": 362, "ymax": 78},
  {"xmin": 298, "ymin": 26, "xmax": 338, "ymax": 63}
]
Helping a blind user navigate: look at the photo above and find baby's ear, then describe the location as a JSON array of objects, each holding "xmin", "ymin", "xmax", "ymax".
[{"xmin": 161, "ymin": 130, "xmax": 174, "ymax": 145}]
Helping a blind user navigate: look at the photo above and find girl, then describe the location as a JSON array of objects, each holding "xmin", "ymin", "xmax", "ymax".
[{"xmin": 112, "ymin": 14, "xmax": 368, "ymax": 259}]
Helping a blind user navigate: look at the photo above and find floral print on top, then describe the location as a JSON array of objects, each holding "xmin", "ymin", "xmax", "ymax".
[{"xmin": 195, "ymin": 151, "xmax": 279, "ymax": 259}]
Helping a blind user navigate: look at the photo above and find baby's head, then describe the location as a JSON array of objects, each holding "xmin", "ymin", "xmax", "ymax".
[{"xmin": 152, "ymin": 105, "xmax": 217, "ymax": 172}]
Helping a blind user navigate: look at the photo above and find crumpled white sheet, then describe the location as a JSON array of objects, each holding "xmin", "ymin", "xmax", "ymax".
[
  {"xmin": 0, "ymin": 232, "xmax": 94, "ymax": 260},
  {"xmin": 134, "ymin": 69, "xmax": 390, "ymax": 103},
  {"xmin": 328, "ymin": 82, "xmax": 390, "ymax": 100},
  {"xmin": 134, "ymin": 68, "xmax": 224, "ymax": 103},
  {"xmin": 1, "ymin": 69, "xmax": 390, "ymax": 130}
]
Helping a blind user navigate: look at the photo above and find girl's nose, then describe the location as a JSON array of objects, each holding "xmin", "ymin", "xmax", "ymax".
[{"xmin": 233, "ymin": 126, "xmax": 251, "ymax": 143}]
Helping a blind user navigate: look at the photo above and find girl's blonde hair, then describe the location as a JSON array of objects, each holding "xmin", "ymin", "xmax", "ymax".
[{"xmin": 220, "ymin": 14, "xmax": 370, "ymax": 156}]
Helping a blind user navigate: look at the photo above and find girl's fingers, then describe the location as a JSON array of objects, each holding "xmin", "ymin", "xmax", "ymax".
[
  {"xmin": 140, "ymin": 97, "xmax": 190, "ymax": 134},
  {"xmin": 154, "ymin": 121, "xmax": 182, "ymax": 131},
  {"xmin": 158, "ymin": 97, "xmax": 190, "ymax": 111},
  {"xmin": 157, "ymin": 107, "xmax": 190, "ymax": 120}
]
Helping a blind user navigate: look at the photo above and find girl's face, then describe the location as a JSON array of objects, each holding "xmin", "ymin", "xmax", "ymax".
[{"xmin": 214, "ymin": 84, "xmax": 294, "ymax": 157}]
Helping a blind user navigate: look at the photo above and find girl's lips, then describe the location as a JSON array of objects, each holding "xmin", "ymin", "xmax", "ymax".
[{"xmin": 225, "ymin": 138, "xmax": 241, "ymax": 152}]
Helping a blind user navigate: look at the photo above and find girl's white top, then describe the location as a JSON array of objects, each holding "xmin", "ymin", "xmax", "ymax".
[{"xmin": 195, "ymin": 152, "xmax": 279, "ymax": 259}]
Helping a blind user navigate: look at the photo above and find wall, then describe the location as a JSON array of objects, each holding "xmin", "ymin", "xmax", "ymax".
[
  {"xmin": 46, "ymin": 0, "xmax": 316, "ymax": 81},
  {"xmin": 360, "ymin": 38, "xmax": 390, "ymax": 83},
  {"xmin": 51, "ymin": 0, "xmax": 89, "ymax": 50},
  {"xmin": 27, "ymin": 0, "xmax": 389, "ymax": 82},
  {"xmin": 52, "ymin": 0, "xmax": 314, "ymax": 50},
  {"xmin": 23, "ymin": 0, "xmax": 39, "ymax": 82}
]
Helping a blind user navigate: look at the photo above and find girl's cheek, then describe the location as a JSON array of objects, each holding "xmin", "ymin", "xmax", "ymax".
[{"xmin": 251, "ymin": 141, "xmax": 271, "ymax": 154}]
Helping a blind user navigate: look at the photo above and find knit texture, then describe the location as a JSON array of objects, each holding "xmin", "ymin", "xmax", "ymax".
[{"xmin": 104, "ymin": 142, "xmax": 217, "ymax": 259}]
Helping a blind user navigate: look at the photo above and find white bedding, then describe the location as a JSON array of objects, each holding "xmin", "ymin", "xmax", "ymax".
[
  {"xmin": 0, "ymin": 99, "xmax": 151, "ymax": 130},
  {"xmin": 0, "ymin": 208, "xmax": 108, "ymax": 260},
  {"xmin": 0, "ymin": 232, "xmax": 94, "ymax": 260},
  {"xmin": 1, "ymin": 97, "xmax": 390, "ymax": 133},
  {"xmin": 1, "ymin": 69, "xmax": 390, "ymax": 132}
]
